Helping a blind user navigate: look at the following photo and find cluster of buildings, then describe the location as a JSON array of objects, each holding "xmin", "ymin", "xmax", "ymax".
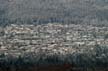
[{"xmin": 0, "ymin": 23, "xmax": 108, "ymax": 58}]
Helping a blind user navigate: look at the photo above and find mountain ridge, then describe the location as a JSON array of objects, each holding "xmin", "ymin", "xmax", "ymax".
[{"xmin": 0, "ymin": 0, "xmax": 108, "ymax": 25}]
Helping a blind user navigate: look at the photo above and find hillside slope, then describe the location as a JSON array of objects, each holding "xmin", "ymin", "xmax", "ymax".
[{"xmin": 1, "ymin": 0, "xmax": 108, "ymax": 25}]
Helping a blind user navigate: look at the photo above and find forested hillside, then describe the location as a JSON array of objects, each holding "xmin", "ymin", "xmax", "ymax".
[{"xmin": 0, "ymin": 0, "xmax": 108, "ymax": 25}]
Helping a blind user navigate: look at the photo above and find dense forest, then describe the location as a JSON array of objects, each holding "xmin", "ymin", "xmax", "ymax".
[{"xmin": 0, "ymin": 0, "xmax": 108, "ymax": 25}]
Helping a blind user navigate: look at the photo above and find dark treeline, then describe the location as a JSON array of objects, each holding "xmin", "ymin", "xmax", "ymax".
[{"xmin": 0, "ymin": 45, "xmax": 108, "ymax": 71}]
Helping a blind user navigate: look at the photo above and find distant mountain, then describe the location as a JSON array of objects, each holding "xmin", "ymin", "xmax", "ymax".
[{"xmin": 1, "ymin": 0, "xmax": 108, "ymax": 25}]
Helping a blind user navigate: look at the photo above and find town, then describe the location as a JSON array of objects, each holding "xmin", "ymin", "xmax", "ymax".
[
  {"xmin": 0, "ymin": 23, "xmax": 108, "ymax": 71},
  {"xmin": 0, "ymin": 23, "xmax": 108, "ymax": 58}
]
